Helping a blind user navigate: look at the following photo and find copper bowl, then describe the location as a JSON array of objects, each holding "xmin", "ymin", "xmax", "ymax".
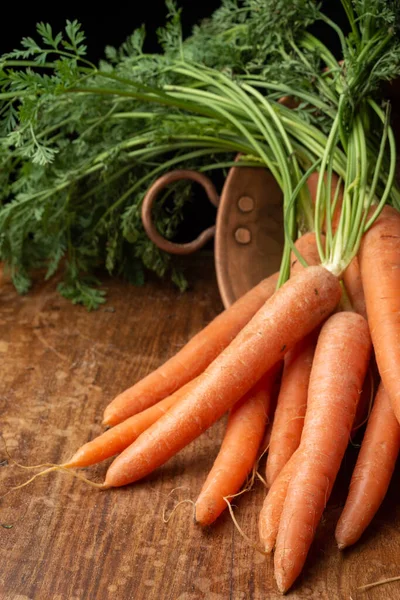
[{"xmin": 141, "ymin": 164, "xmax": 284, "ymax": 308}]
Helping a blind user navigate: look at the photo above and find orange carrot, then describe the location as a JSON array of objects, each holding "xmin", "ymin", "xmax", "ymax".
[
  {"xmin": 259, "ymin": 373, "xmax": 281, "ymax": 454},
  {"xmin": 195, "ymin": 369, "xmax": 278, "ymax": 526},
  {"xmin": 273, "ymin": 237, "xmax": 367, "ymax": 478},
  {"xmin": 342, "ymin": 256, "xmax": 367, "ymax": 320},
  {"xmin": 104, "ymin": 266, "xmax": 341, "ymax": 488},
  {"xmin": 359, "ymin": 205, "xmax": 400, "ymax": 424},
  {"xmin": 351, "ymin": 363, "xmax": 376, "ymax": 437},
  {"xmin": 261, "ymin": 357, "xmax": 368, "ymax": 545},
  {"xmin": 65, "ymin": 380, "xmax": 196, "ymax": 469},
  {"xmin": 336, "ymin": 383, "xmax": 400, "ymax": 549},
  {"xmin": 259, "ymin": 450, "xmax": 299, "ymax": 552},
  {"xmin": 274, "ymin": 312, "xmax": 371, "ymax": 593},
  {"xmin": 265, "ymin": 233, "xmax": 321, "ymax": 485},
  {"xmin": 259, "ymin": 415, "xmax": 274, "ymax": 457},
  {"xmin": 103, "ymin": 271, "xmax": 279, "ymax": 426},
  {"xmin": 265, "ymin": 332, "xmax": 316, "ymax": 486},
  {"xmin": 306, "ymin": 176, "xmax": 371, "ymax": 433},
  {"xmin": 342, "ymin": 255, "xmax": 371, "ymax": 435}
]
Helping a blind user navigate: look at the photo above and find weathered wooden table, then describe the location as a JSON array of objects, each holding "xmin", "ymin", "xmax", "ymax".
[{"xmin": 1, "ymin": 255, "xmax": 399, "ymax": 600}]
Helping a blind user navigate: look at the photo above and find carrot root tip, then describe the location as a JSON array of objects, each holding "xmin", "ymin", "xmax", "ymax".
[
  {"xmin": 275, "ymin": 574, "xmax": 288, "ymax": 595},
  {"xmin": 263, "ymin": 542, "xmax": 274, "ymax": 554}
]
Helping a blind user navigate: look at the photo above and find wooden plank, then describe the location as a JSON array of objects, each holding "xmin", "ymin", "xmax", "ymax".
[{"xmin": 0, "ymin": 255, "xmax": 399, "ymax": 600}]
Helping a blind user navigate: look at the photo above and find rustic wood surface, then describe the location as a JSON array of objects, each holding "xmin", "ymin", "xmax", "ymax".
[{"xmin": 1, "ymin": 255, "xmax": 399, "ymax": 600}]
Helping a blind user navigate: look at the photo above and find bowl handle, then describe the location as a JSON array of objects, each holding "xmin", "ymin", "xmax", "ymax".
[{"xmin": 141, "ymin": 170, "xmax": 219, "ymax": 255}]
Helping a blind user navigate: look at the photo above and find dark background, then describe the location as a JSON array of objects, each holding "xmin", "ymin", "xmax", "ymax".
[{"xmin": 1, "ymin": 2, "xmax": 349, "ymax": 60}]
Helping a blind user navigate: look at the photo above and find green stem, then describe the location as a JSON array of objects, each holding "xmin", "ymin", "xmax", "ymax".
[
  {"xmin": 319, "ymin": 14, "xmax": 347, "ymax": 57},
  {"xmin": 242, "ymin": 79, "xmax": 336, "ymax": 119},
  {"xmin": 283, "ymin": 158, "xmax": 322, "ymax": 270},
  {"xmin": 300, "ymin": 33, "xmax": 338, "ymax": 71},
  {"xmin": 340, "ymin": 0, "xmax": 361, "ymax": 47},
  {"xmin": 314, "ymin": 114, "xmax": 340, "ymax": 263},
  {"xmin": 242, "ymin": 82, "xmax": 313, "ymax": 231},
  {"xmin": 1, "ymin": 60, "xmax": 58, "ymax": 68},
  {"xmin": 288, "ymin": 38, "xmax": 338, "ymax": 105},
  {"xmin": 346, "ymin": 115, "xmax": 367, "ymax": 253},
  {"xmin": 0, "ymin": 90, "xmax": 32, "ymax": 100},
  {"xmin": 364, "ymin": 100, "xmax": 397, "ymax": 230}
]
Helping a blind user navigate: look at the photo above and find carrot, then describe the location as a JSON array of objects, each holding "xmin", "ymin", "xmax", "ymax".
[
  {"xmin": 259, "ymin": 414, "xmax": 274, "ymax": 456},
  {"xmin": 265, "ymin": 332, "xmax": 316, "ymax": 486},
  {"xmin": 261, "ymin": 354, "xmax": 368, "ymax": 548},
  {"xmin": 290, "ymin": 233, "xmax": 369, "ymax": 443},
  {"xmin": 342, "ymin": 255, "xmax": 371, "ymax": 434},
  {"xmin": 274, "ymin": 311, "xmax": 371, "ymax": 593},
  {"xmin": 340, "ymin": 252, "xmax": 374, "ymax": 435},
  {"xmin": 351, "ymin": 363, "xmax": 376, "ymax": 437},
  {"xmin": 104, "ymin": 266, "xmax": 341, "ymax": 488},
  {"xmin": 265, "ymin": 233, "xmax": 321, "ymax": 485},
  {"xmin": 259, "ymin": 450, "xmax": 299, "ymax": 552},
  {"xmin": 342, "ymin": 256, "xmax": 367, "ymax": 320},
  {"xmin": 195, "ymin": 368, "xmax": 278, "ymax": 526},
  {"xmin": 359, "ymin": 205, "xmax": 400, "ymax": 424},
  {"xmin": 102, "ymin": 271, "xmax": 279, "ymax": 426},
  {"xmin": 336, "ymin": 383, "xmax": 400, "ymax": 549},
  {"xmin": 259, "ymin": 373, "xmax": 281, "ymax": 454},
  {"xmin": 306, "ymin": 175, "xmax": 371, "ymax": 432},
  {"xmin": 65, "ymin": 380, "xmax": 196, "ymax": 469}
]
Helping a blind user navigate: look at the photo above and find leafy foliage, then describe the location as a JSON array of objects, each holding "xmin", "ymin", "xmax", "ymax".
[{"xmin": 0, "ymin": 0, "xmax": 399, "ymax": 308}]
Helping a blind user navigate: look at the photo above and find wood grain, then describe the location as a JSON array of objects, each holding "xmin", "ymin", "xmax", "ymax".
[{"xmin": 0, "ymin": 255, "xmax": 399, "ymax": 600}]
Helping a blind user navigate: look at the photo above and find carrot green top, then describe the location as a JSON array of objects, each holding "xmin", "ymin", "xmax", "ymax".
[{"xmin": 0, "ymin": 0, "xmax": 399, "ymax": 303}]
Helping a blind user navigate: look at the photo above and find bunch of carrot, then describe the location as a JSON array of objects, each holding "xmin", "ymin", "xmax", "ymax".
[
  {"xmin": 17, "ymin": 169, "xmax": 394, "ymax": 593},
  {"xmin": 2, "ymin": 0, "xmax": 400, "ymax": 594}
]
